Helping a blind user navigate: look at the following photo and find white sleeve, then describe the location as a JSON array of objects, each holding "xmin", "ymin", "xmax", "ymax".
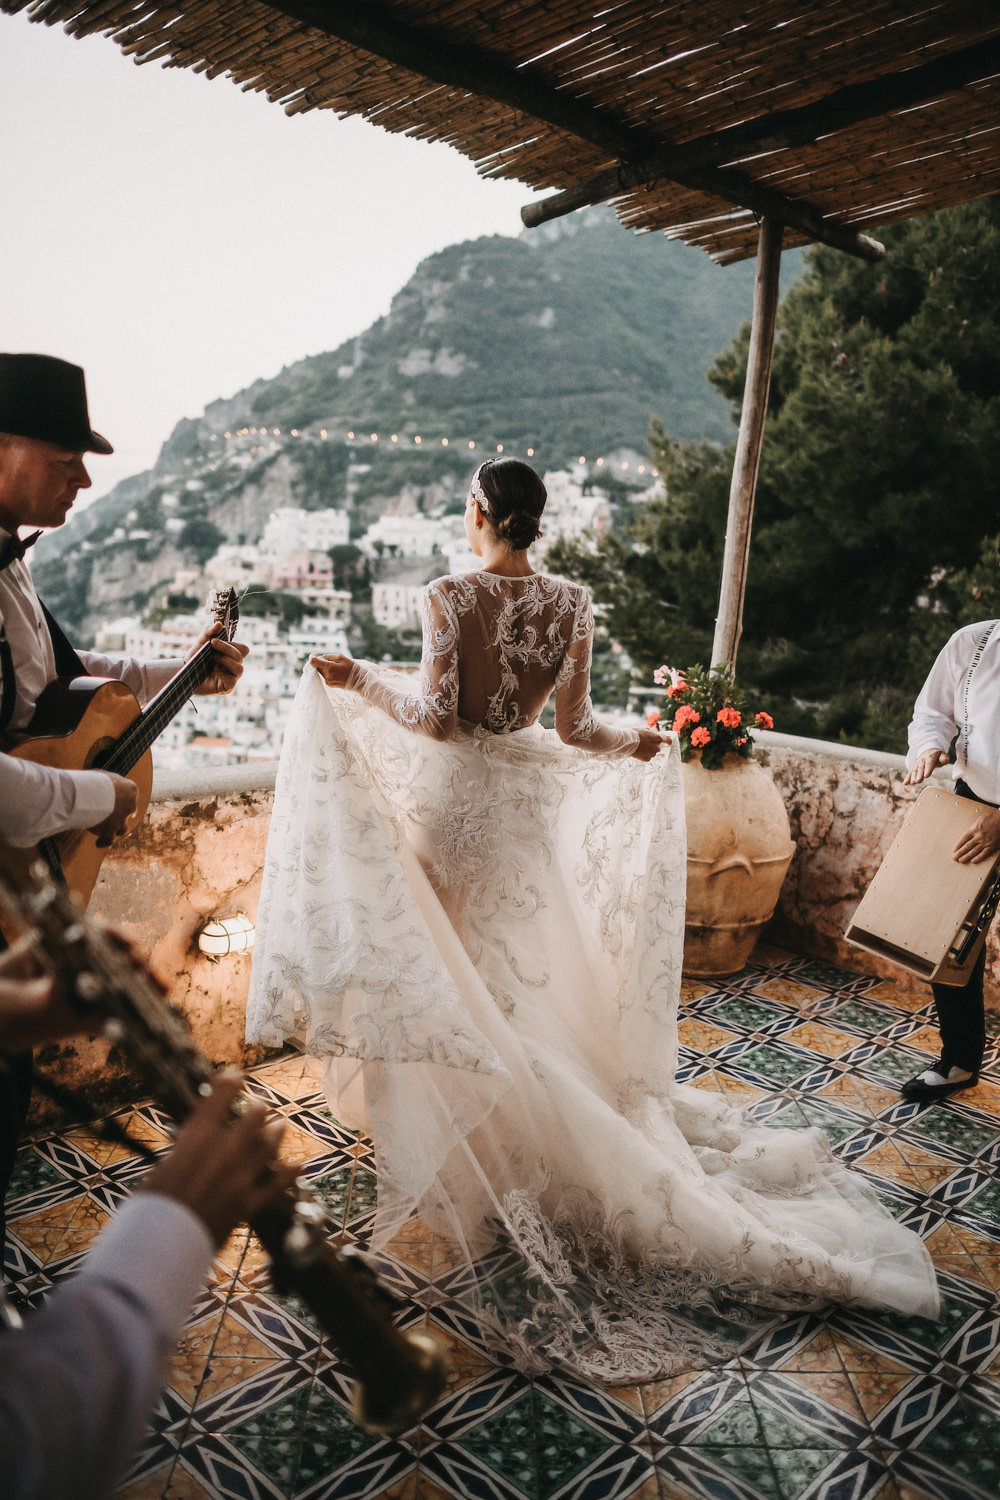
[
  {"xmin": 345, "ymin": 584, "xmax": 459, "ymax": 740},
  {"xmin": 0, "ymin": 751, "xmax": 115, "ymax": 847},
  {"xmin": 0, "ymin": 654, "xmax": 184, "ymax": 847},
  {"xmin": 554, "ymin": 591, "xmax": 640, "ymax": 755},
  {"xmin": 78, "ymin": 652, "xmax": 183, "ymax": 706},
  {"xmin": 905, "ymin": 630, "xmax": 970, "ymax": 767},
  {"xmin": 0, "ymin": 1193, "xmax": 213, "ymax": 1500}
]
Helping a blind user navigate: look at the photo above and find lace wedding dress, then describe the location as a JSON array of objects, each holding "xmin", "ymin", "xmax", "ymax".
[{"xmin": 247, "ymin": 572, "xmax": 939, "ymax": 1381}]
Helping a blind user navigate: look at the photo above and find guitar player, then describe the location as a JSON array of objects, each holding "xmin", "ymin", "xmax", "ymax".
[{"xmin": 0, "ymin": 351, "xmax": 249, "ymax": 1247}]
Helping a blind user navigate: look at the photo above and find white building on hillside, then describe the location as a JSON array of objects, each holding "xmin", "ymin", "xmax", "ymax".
[
  {"xmin": 262, "ymin": 507, "xmax": 349, "ymax": 554},
  {"xmin": 203, "ymin": 544, "xmax": 271, "ymax": 591},
  {"xmin": 372, "ymin": 558, "xmax": 446, "ymax": 630},
  {"xmin": 361, "ymin": 512, "xmax": 463, "ymax": 558}
]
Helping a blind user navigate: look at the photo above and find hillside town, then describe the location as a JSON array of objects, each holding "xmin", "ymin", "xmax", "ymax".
[{"xmin": 92, "ymin": 467, "xmax": 648, "ymax": 770}]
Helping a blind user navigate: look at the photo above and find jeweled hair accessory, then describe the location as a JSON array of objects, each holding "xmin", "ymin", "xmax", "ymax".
[{"xmin": 469, "ymin": 464, "xmax": 491, "ymax": 515}]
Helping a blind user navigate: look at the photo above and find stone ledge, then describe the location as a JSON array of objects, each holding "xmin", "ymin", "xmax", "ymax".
[{"xmin": 29, "ymin": 733, "xmax": 996, "ymax": 1126}]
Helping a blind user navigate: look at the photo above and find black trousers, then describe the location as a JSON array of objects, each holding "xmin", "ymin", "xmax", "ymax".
[
  {"xmin": 0, "ymin": 919, "xmax": 33, "ymax": 1254},
  {"xmin": 929, "ymin": 779, "xmax": 994, "ymax": 1075},
  {"xmin": 0, "ymin": 1050, "xmax": 32, "ymax": 1253}
]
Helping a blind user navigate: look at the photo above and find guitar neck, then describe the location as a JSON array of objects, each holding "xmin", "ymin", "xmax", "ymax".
[{"xmin": 100, "ymin": 641, "xmax": 215, "ymax": 777}]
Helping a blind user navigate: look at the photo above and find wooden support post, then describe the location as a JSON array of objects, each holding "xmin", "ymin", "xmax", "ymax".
[{"xmin": 711, "ymin": 216, "xmax": 783, "ymax": 672}]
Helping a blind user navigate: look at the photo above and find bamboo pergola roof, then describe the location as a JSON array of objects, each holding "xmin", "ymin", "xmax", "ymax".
[{"xmin": 5, "ymin": 0, "xmax": 1000, "ymax": 263}]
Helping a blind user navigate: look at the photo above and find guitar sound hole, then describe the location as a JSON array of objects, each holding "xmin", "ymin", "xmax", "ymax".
[{"xmin": 86, "ymin": 738, "xmax": 117, "ymax": 770}]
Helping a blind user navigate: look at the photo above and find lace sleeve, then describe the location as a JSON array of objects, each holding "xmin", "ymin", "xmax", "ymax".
[
  {"xmin": 554, "ymin": 589, "xmax": 639, "ymax": 755},
  {"xmin": 346, "ymin": 582, "xmax": 459, "ymax": 740}
]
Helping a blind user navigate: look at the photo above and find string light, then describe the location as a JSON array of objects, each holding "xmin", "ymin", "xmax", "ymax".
[{"xmin": 216, "ymin": 423, "xmax": 655, "ymax": 482}]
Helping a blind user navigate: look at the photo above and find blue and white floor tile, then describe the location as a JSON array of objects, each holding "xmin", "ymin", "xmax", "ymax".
[{"xmin": 5, "ymin": 943, "xmax": 1000, "ymax": 1499}]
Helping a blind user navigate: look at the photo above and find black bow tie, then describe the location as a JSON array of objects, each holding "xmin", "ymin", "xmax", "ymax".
[{"xmin": 0, "ymin": 530, "xmax": 42, "ymax": 572}]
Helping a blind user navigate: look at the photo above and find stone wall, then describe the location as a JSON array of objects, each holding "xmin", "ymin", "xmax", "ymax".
[
  {"xmin": 29, "ymin": 736, "xmax": 996, "ymax": 1123},
  {"xmin": 30, "ymin": 765, "xmax": 276, "ymax": 1125}
]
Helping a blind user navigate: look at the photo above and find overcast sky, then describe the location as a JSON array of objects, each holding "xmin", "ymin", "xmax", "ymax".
[{"xmin": 1, "ymin": 11, "xmax": 541, "ymax": 499}]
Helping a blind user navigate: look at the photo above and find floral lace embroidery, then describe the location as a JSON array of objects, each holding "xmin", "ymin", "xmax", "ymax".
[{"xmin": 348, "ymin": 571, "xmax": 639, "ymax": 754}]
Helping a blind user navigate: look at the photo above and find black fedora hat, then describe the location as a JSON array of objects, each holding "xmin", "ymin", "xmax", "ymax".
[{"xmin": 0, "ymin": 353, "xmax": 113, "ymax": 455}]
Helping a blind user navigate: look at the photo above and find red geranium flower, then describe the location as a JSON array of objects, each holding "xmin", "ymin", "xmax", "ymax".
[{"xmin": 673, "ymin": 705, "xmax": 701, "ymax": 729}]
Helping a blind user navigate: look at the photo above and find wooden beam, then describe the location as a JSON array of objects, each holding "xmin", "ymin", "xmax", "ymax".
[
  {"xmin": 712, "ymin": 217, "xmax": 784, "ymax": 673},
  {"xmin": 265, "ymin": 0, "xmax": 884, "ymax": 260},
  {"xmin": 653, "ymin": 163, "xmax": 885, "ymax": 262},
  {"xmin": 263, "ymin": 0, "xmax": 642, "ymax": 160},
  {"xmin": 522, "ymin": 35, "xmax": 1000, "ymax": 230}
]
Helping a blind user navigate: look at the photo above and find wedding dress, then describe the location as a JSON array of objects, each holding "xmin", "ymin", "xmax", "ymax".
[{"xmin": 246, "ymin": 572, "xmax": 939, "ymax": 1382}]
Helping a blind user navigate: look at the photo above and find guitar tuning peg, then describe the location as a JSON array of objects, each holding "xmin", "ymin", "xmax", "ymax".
[
  {"xmin": 284, "ymin": 1194, "xmax": 327, "ymax": 1268},
  {"xmin": 75, "ymin": 971, "xmax": 103, "ymax": 1005}
]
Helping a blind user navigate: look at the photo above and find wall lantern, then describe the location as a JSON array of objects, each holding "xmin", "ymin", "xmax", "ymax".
[{"xmin": 198, "ymin": 913, "xmax": 255, "ymax": 958}]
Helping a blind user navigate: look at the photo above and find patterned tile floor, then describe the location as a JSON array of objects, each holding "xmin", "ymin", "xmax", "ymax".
[{"xmin": 6, "ymin": 942, "xmax": 1000, "ymax": 1500}]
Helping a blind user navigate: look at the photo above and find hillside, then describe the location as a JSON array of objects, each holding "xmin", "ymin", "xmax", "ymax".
[{"xmin": 32, "ymin": 210, "xmax": 803, "ymax": 638}]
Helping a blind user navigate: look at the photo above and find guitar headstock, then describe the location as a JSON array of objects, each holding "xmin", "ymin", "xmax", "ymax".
[{"xmin": 210, "ymin": 586, "xmax": 240, "ymax": 643}]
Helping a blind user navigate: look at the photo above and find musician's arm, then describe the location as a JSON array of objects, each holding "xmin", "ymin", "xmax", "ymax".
[
  {"xmin": 904, "ymin": 626, "xmax": 980, "ymax": 779},
  {"xmin": 77, "ymin": 650, "xmax": 181, "ymax": 705},
  {"xmin": 0, "ymin": 750, "xmax": 117, "ymax": 847},
  {"xmin": 0, "ymin": 1194, "xmax": 214, "ymax": 1500},
  {"xmin": 78, "ymin": 636, "xmax": 248, "ymax": 702},
  {"xmin": 0, "ymin": 1073, "xmax": 293, "ymax": 1500}
]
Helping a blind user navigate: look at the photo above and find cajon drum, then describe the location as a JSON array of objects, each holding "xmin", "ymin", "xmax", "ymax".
[{"xmin": 845, "ymin": 786, "xmax": 1000, "ymax": 985}]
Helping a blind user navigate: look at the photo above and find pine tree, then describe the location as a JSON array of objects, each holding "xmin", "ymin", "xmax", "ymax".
[{"xmin": 548, "ymin": 198, "xmax": 1000, "ymax": 750}]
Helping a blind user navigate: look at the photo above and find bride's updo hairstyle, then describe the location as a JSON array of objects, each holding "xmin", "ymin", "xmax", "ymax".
[{"xmin": 471, "ymin": 458, "xmax": 546, "ymax": 551}]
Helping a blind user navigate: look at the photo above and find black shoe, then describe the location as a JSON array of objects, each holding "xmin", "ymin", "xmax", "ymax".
[{"xmin": 900, "ymin": 1070, "xmax": 978, "ymax": 1103}]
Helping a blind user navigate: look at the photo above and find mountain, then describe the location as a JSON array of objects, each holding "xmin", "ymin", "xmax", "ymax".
[{"xmin": 32, "ymin": 210, "xmax": 803, "ymax": 638}]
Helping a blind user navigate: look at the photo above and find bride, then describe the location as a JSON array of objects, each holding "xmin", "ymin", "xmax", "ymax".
[{"xmin": 246, "ymin": 458, "xmax": 938, "ymax": 1381}]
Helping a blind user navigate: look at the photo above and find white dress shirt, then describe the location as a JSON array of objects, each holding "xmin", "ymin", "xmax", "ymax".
[
  {"xmin": 0, "ymin": 1193, "xmax": 214, "ymax": 1500},
  {"xmin": 0, "ymin": 542, "xmax": 181, "ymax": 845},
  {"xmin": 906, "ymin": 619, "xmax": 1000, "ymax": 806}
]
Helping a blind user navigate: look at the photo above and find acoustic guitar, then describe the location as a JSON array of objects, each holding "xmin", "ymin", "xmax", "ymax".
[
  {"xmin": 3, "ymin": 588, "xmax": 240, "ymax": 907},
  {"xmin": 0, "ymin": 838, "xmax": 450, "ymax": 1435}
]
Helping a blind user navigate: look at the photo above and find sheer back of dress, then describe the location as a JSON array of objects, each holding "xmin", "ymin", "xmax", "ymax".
[
  {"xmin": 346, "ymin": 571, "xmax": 637, "ymax": 754},
  {"xmin": 450, "ymin": 573, "xmax": 584, "ymax": 732}
]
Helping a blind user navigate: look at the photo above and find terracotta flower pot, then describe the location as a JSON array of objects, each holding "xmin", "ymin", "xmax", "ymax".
[{"xmin": 681, "ymin": 751, "xmax": 795, "ymax": 977}]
